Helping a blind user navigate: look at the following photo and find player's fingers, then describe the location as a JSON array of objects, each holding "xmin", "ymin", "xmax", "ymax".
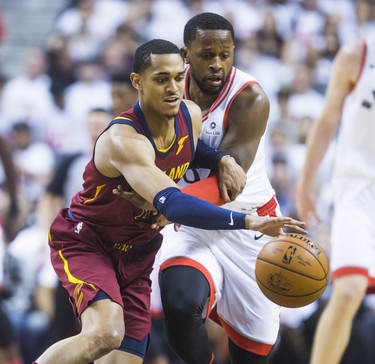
[
  {"xmin": 283, "ymin": 224, "xmax": 308, "ymax": 234},
  {"xmin": 276, "ymin": 217, "xmax": 306, "ymax": 226},
  {"xmin": 219, "ymin": 185, "xmax": 230, "ymax": 203}
]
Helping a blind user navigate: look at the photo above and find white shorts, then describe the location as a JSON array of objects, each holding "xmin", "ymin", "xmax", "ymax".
[
  {"xmin": 159, "ymin": 198, "xmax": 281, "ymax": 355},
  {"xmin": 330, "ymin": 178, "xmax": 375, "ymax": 284}
]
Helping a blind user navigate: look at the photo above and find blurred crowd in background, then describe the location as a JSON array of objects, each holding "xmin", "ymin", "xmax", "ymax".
[{"xmin": 1, "ymin": 0, "xmax": 375, "ymax": 363}]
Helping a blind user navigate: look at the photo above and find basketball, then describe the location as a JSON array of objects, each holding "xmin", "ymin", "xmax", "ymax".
[{"xmin": 255, "ymin": 233, "xmax": 329, "ymax": 308}]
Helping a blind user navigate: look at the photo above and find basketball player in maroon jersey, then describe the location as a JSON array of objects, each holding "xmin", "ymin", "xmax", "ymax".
[{"xmin": 34, "ymin": 39, "xmax": 305, "ymax": 364}]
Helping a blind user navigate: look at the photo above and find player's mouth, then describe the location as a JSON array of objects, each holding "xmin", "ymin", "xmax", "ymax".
[
  {"xmin": 164, "ymin": 96, "xmax": 180, "ymax": 106},
  {"xmin": 205, "ymin": 74, "xmax": 223, "ymax": 87}
]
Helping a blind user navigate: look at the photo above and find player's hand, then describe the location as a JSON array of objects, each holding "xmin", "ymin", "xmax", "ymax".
[
  {"xmin": 295, "ymin": 180, "xmax": 321, "ymax": 228},
  {"xmin": 245, "ymin": 215, "xmax": 307, "ymax": 237},
  {"xmin": 218, "ymin": 156, "xmax": 246, "ymax": 202},
  {"xmin": 112, "ymin": 186, "xmax": 173, "ymax": 229},
  {"xmin": 113, "ymin": 185, "xmax": 156, "ymax": 211}
]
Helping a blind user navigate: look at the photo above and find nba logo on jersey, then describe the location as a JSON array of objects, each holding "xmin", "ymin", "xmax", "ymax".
[{"xmin": 74, "ymin": 222, "xmax": 83, "ymax": 234}]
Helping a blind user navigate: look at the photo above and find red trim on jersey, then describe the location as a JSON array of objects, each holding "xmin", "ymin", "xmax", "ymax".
[
  {"xmin": 257, "ymin": 196, "xmax": 278, "ymax": 217},
  {"xmin": 366, "ymin": 276, "xmax": 375, "ymax": 294},
  {"xmin": 223, "ymin": 81, "xmax": 259, "ymax": 132},
  {"xmin": 181, "ymin": 174, "xmax": 224, "ymax": 205},
  {"xmin": 213, "ymin": 311, "xmax": 273, "ymax": 356},
  {"xmin": 160, "ymin": 257, "xmax": 216, "ymax": 321},
  {"xmin": 349, "ymin": 40, "xmax": 367, "ymax": 93},
  {"xmin": 332, "ymin": 266, "xmax": 368, "ymax": 279},
  {"xmin": 333, "ymin": 267, "xmax": 375, "ymax": 295}
]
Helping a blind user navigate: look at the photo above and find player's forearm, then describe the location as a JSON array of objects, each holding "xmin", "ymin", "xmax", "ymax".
[
  {"xmin": 153, "ymin": 187, "xmax": 246, "ymax": 230},
  {"xmin": 301, "ymin": 117, "xmax": 336, "ymax": 185},
  {"xmin": 190, "ymin": 139, "xmax": 230, "ymax": 171}
]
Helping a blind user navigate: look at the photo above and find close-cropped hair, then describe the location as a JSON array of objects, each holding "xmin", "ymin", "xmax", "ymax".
[
  {"xmin": 133, "ymin": 39, "xmax": 182, "ymax": 74},
  {"xmin": 183, "ymin": 12, "xmax": 235, "ymax": 46}
]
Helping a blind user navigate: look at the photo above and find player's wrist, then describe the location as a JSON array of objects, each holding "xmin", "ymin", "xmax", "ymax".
[{"xmin": 244, "ymin": 215, "xmax": 253, "ymax": 230}]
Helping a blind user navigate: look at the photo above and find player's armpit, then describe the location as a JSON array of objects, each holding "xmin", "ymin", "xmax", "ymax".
[{"xmin": 181, "ymin": 175, "xmax": 224, "ymax": 206}]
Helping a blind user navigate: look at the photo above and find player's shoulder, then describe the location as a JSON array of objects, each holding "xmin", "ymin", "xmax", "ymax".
[
  {"xmin": 232, "ymin": 67, "xmax": 268, "ymax": 102},
  {"xmin": 183, "ymin": 99, "xmax": 202, "ymax": 121},
  {"xmin": 334, "ymin": 40, "xmax": 364, "ymax": 81},
  {"xmin": 336, "ymin": 40, "xmax": 364, "ymax": 68},
  {"xmin": 231, "ymin": 81, "xmax": 269, "ymax": 112}
]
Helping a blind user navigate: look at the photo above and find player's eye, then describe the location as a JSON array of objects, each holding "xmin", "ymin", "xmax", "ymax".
[{"xmin": 155, "ymin": 77, "xmax": 166, "ymax": 84}]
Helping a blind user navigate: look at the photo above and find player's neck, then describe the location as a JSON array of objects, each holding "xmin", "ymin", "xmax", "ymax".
[
  {"xmin": 142, "ymin": 111, "xmax": 176, "ymax": 150},
  {"xmin": 188, "ymin": 84, "xmax": 217, "ymax": 114}
]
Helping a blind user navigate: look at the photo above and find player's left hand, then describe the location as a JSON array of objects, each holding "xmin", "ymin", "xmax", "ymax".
[
  {"xmin": 218, "ymin": 156, "xmax": 246, "ymax": 202},
  {"xmin": 112, "ymin": 185, "xmax": 172, "ymax": 229},
  {"xmin": 113, "ymin": 185, "xmax": 156, "ymax": 211}
]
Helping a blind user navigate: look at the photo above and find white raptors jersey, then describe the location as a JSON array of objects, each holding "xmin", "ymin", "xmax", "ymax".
[
  {"xmin": 180, "ymin": 66, "xmax": 275, "ymax": 207},
  {"xmin": 333, "ymin": 39, "xmax": 375, "ymax": 181}
]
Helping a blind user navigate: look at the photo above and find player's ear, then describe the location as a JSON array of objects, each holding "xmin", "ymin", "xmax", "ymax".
[
  {"xmin": 180, "ymin": 47, "xmax": 189, "ymax": 64},
  {"xmin": 130, "ymin": 72, "xmax": 142, "ymax": 91}
]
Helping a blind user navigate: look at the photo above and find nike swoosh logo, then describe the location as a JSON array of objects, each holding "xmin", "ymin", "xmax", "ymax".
[
  {"xmin": 254, "ymin": 233, "xmax": 264, "ymax": 240},
  {"xmin": 228, "ymin": 212, "xmax": 234, "ymax": 226}
]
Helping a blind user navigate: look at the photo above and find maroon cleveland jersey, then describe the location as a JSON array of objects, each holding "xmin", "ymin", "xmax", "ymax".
[{"xmin": 68, "ymin": 101, "xmax": 195, "ymax": 246}]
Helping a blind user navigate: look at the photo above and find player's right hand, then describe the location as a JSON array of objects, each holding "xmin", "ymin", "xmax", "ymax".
[
  {"xmin": 245, "ymin": 215, "xmax": 307, "ymax": 237},
  {"xmin": 218, "ymin": 155, "xmax": 246, "ymax": 202},
  {"xmin": 295, "ymin": 181, "xmax": 321, "ymax": 228}
]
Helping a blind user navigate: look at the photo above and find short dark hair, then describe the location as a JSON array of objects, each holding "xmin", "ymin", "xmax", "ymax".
[
  {"xmin": 133, "ymin": 39, "xmax": 182, "ymax": 74},
  {"xmin": 184, "ymin": 12, "xmax": 235, "ymax": 46}
]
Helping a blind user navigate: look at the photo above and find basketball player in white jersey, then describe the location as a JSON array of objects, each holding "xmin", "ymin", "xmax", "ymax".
[
  {"xmin": 296, "ymin": 38, "xmax": 375, "ymax": 364},
  {"xmin": 158, "ymin": 13, "xmax": 283, "ymax": 364}
]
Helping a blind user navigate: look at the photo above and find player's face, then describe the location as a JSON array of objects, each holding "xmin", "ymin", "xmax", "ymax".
[
  {"xmin": 137, "ymin": 54, "xmax": 185, "ymax": 119},
  {"xmin": 184, "ymin": 29, "xmax": 234, "ymax": 95}
]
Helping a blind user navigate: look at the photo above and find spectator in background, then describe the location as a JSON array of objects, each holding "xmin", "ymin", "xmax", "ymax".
[
  {"xmin": 63, "ymin": 59, "xmax": 112, "ymax": 152},
  {"xmin": 0, "ymin": 133, "xmax": 23, "ymax": 364},
  {"xmin": 101, "ymin": 23, "xmax": 141, "ymax": 78},
  {"xmin": 0, "ymin": 49, "xmax": 54, "ymax": 141},
  {"xmin": 7, "ymin": 122, "xmax": 55, "ymax": 213},
  {"xmin": 287, "ymin": 62, "xmax": 324, "ymax": 121},
  {"xmin": 2, "ymin": 208, "xmax": 57, "ymax": 364},
  {"xmin": 46, "ymin": 34, "xmax": 76, "ymax": 96},
  {"xmin": 0, "ymin": 135, "xmax": 20, "ymax": 243},
  {"xmin": 110, "ymin": 73, "xmax": 138, "ymax": 117}
]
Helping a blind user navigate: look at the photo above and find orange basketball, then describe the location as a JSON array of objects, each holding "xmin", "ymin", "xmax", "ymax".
[{"xmin": 255, "ymin": 233, "xmax": 330, "ymax": 308}]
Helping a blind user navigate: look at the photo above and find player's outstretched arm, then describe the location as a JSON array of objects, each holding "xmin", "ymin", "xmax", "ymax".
[{"xmin": 104, "ymin": 124, "xmax": 306, "ymax": 234}]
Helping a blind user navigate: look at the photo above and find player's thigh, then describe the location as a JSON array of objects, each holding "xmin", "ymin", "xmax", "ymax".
[
  {"xmin": 331, "ymin": 180, "xmax": 375, "ymax": 274},
  {"xmin": 160, "ymin": 226, "xmax": 224, "ymax": 311},
  {"xmin": 213, "ymin": 230, "xmax": 280, "ymax": 346}
]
